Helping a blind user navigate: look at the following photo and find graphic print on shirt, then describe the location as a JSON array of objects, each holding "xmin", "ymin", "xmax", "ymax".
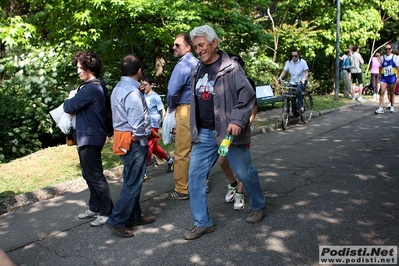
[{"xmin": 195, "ymin": 73, "xmax": 215, "ymax": 101}]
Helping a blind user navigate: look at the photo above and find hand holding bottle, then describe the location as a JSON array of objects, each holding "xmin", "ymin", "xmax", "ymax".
[
  {"xmin": 218, "ymin": 134, "xmax": 233, "ymax": 156},
  {"xmin": 227, "ymin": 123, "xmax": 242, "ymax": 136}
]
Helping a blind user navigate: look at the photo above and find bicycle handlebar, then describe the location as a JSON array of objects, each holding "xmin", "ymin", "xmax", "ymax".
[{"xmin": 278, "ymin": 79, "xmax": 303, "ymax": 86}]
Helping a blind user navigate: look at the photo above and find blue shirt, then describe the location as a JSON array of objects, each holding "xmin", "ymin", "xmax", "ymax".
[
  {"xmin": 381, "ymin": 54, "xmax": 399, "ymax": 77},
  {"xmin": 167, "ymin": 53, "xmax": 199, "ymax": 110},
  {"xmin": 110, "ymin": 76, "xmax": 151, "ymax": 142},
  {"xmin": 145, "ymin": 91, "xmax": 164, "ymax": 128}
]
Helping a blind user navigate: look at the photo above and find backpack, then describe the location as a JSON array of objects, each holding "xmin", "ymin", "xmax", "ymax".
[
  {"xmin": 342, "ymin": 57, "xmax": 351, "ymax": 70},
  {"xmin": 339, "ymin": 56, "xmax": 351, "ymax": 80},
  {"xmin": 88, "ymin": 79, "xmax": 114, "ymax": 137}
]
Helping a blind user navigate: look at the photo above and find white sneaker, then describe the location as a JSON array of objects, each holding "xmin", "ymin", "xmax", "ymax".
[
  {"xmin": 90, "ymin": 215, "xmax": 108, "ymax": 227},
  {"xmin": 357, "ymin": 97, "xmax": 366, "ymax": 102},
  {"xmin": 352, "ymin": 97, "xmax": 356, "ymax": 101},
  {"xmin": 375, "ymin": 107, "xmax": 384, "ymax": 114},
  {"xmin": 390, "ymin": 106, "xmax": 394, "ymax": 113},
  {"xmin": 166, "ymin": 157, "xmax": 174, "ymax": 173},
  {"xmin": 234, "ymin": 193, "xmax": 245, "ymax": 210},
  {"xmin": 225, "ymin": 184, "xmax": 237, "ymax": 203},
  {"xmin": 78, "ymin": 209, "xmax": 99, "ymax": 219},
  {"xmin": 386, "ymin": 105, "xmax": 392, "ymax": 110}
]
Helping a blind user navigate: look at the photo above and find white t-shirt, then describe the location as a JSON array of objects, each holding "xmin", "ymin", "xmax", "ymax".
[{"xmin": 283, "ymin": 59, "xmax": 309, "ymax": 84}]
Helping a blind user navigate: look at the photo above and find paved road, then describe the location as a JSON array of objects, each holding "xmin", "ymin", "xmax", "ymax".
[{"xmin": 1, "ymin": 100, "xmax": 398, "ymax": 266}]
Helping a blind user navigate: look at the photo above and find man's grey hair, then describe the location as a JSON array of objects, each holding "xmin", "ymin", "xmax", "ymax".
[{"xmin": 190, "ymin": 25, "xmax": 219, "ymax": 47}]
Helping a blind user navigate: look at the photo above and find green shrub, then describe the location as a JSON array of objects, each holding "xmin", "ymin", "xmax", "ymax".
[{"xmin": 0, "ymin": 45, "xmax": 75, "ymax": 162}]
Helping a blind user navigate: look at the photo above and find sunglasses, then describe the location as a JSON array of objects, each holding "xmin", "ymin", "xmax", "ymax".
[
  {"xmin": 291, "ymin": 55, "xmax": 299, "ymax": 58},
  {"xmin": 385, "ymin": 48, "xmax": 392, "ymax": 51},
  {"xmin": 173, "ymin": 43, "xmax": 181, "ymax": 48}
]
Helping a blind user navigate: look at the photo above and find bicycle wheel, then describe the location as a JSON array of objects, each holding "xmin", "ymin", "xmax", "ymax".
[
  {"xmin": 300, "ymin": 92, "xmax": 313, "ymax": 123},
  {"xmin": 281, "ymin": 97, "xmax": 290, "ymax": 130},
  {"xmin": 362, "ymin": 84, "xmax": 373, "ymax": 96}
]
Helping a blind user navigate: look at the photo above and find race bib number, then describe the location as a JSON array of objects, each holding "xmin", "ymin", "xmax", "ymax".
[{"xmin": 384, "ymin": 65, "xmax": 393, "ymax": 76}]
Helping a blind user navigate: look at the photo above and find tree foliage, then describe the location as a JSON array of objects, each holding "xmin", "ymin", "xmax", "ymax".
[{"xmin": 0, "ymin": 0, "xmax": 398, "ymax": 162}]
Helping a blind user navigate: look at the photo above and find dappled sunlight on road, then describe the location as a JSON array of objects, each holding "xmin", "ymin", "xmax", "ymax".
[{"xmin": 2, "ymin": 103, "xmax": 399, "ymax": 265}]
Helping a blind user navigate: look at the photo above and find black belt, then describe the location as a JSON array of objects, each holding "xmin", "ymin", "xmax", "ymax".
[{"xmin": 176, "ymin": 103, "xmax": 190, "ymax": 107}]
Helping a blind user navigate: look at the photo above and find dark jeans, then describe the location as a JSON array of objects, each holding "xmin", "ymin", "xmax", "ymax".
[
  {"xmin": 291, "ymin": 80, "xmax": 307, "ymax": 112},
  {"xmin": 78, "ymin": 145, "xmax": 113, "ymax": 216},
  {"xmin": 107, "ymin": 142, "xmax": 148, "ymax": 228}
]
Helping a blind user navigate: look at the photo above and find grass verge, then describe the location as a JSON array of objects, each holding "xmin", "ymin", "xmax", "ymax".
[{"xmin": 0, "ymin": 140, "xmax": 174, "ymax": 201}]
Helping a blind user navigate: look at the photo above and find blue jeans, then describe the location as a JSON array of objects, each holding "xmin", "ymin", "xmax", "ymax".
[
  {"xmin": 107, "ymin": 142, "xmax": 148, "ymax": 228},
  {"xmin": 188, "ymin": 128, "xmax": 266, "ymax": 227},
  {"xmin": 295, "ymin": 80, "xmax": 308, "ymax": 110}
]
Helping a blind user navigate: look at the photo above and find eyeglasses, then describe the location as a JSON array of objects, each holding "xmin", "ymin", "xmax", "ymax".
[
  {"xmin": 291, "ymin": 55, "xmax": 299, "ymax": 58},
  {"xmin": 385, "ymin": 48, "xmax": 392, "ymax": 51},
  {"xmin": 173, "ymin": 43, "xmax": 181, "ymax": 48}
]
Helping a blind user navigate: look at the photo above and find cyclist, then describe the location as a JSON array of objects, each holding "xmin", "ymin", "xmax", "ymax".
[{"xmin": 278, "ymin": 49, "xmax": 309, "ymax": 116}]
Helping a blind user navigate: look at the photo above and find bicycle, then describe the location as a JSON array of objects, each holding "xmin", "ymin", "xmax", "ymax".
[
  {"xmin": 361, "ymin": 83, "xmax": 373, "ymax": 96},
  {"xmin": 279, "ymin": 80, "xmax": 313, "ymax": 130}
]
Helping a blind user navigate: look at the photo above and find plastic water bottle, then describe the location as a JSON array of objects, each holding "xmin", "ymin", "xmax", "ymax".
[{"xmin": 218, "ymin": 134, "xmax": 233, "ymax": 156}]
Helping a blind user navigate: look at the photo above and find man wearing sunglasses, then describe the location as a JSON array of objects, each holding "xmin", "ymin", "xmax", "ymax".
[
  {"xmin": 278, "ymin": 49, "xmax": 309, "ymax": 116},
  {"xmin": 375, "ymin": 44, "xmax": 399, "ymax": 114},
  {"xmin": 165, "ymin": 34, "xmax": 199, "ymax": 200}
]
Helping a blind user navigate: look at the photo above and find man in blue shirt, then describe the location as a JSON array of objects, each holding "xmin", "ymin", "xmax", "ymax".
[
  {"xmin": 105, "ymin": 55, "xmax": 155, "ymax": 237},
  {"xmin": 165, "ymin": 34, "xmax": 199, "ymax": 200}
]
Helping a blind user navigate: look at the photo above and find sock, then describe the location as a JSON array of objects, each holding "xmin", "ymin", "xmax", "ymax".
[{"xmin": 230, "ymin": 181, "xmax": 238, "ymax": 187}]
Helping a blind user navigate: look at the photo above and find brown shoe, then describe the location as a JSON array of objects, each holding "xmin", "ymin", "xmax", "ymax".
[
  {"xmin": 136, "ymin": 216, "xmax": 155, "ymax": 226},
  {"xmin": 246, "ymin": 205, "xmax": 266, "ymax": 224},
  {"xmin": 126, "ymin": 216, "xmax": 155, "ymax": 228},
  {"xmin": 184, "ymin": 225, "xmax": 215, "ymax": 240},
  {"xmin": 105, "ymin": 222, "xmax": 134, "ymax": 238}
]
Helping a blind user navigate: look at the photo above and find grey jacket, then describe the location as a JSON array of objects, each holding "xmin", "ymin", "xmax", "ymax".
[
  {"xmin": 189, "ymin": 51, "xmax": 255, "ymax": 145},
  {"xmin": 350, "ymin": 52, "xmax": 364, "ymax": 74}
]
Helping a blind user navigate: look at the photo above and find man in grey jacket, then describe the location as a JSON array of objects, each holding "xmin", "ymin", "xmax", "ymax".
[
  {"xmin": 184, "ymin": 25, "xmax": 266, "ymax": 240},
  {"xmin": 350, "ymin": 46, "xmax": 365, "ymax": 102}
]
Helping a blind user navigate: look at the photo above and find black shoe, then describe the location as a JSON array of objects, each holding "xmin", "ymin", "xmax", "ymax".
[
  {"xmin": 165, "ymin": 191, "xmax": 189, "ymax": 200},
  {"xmin": 291, "ymin": 112, "xmax": 300, "ymax": 118}
]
